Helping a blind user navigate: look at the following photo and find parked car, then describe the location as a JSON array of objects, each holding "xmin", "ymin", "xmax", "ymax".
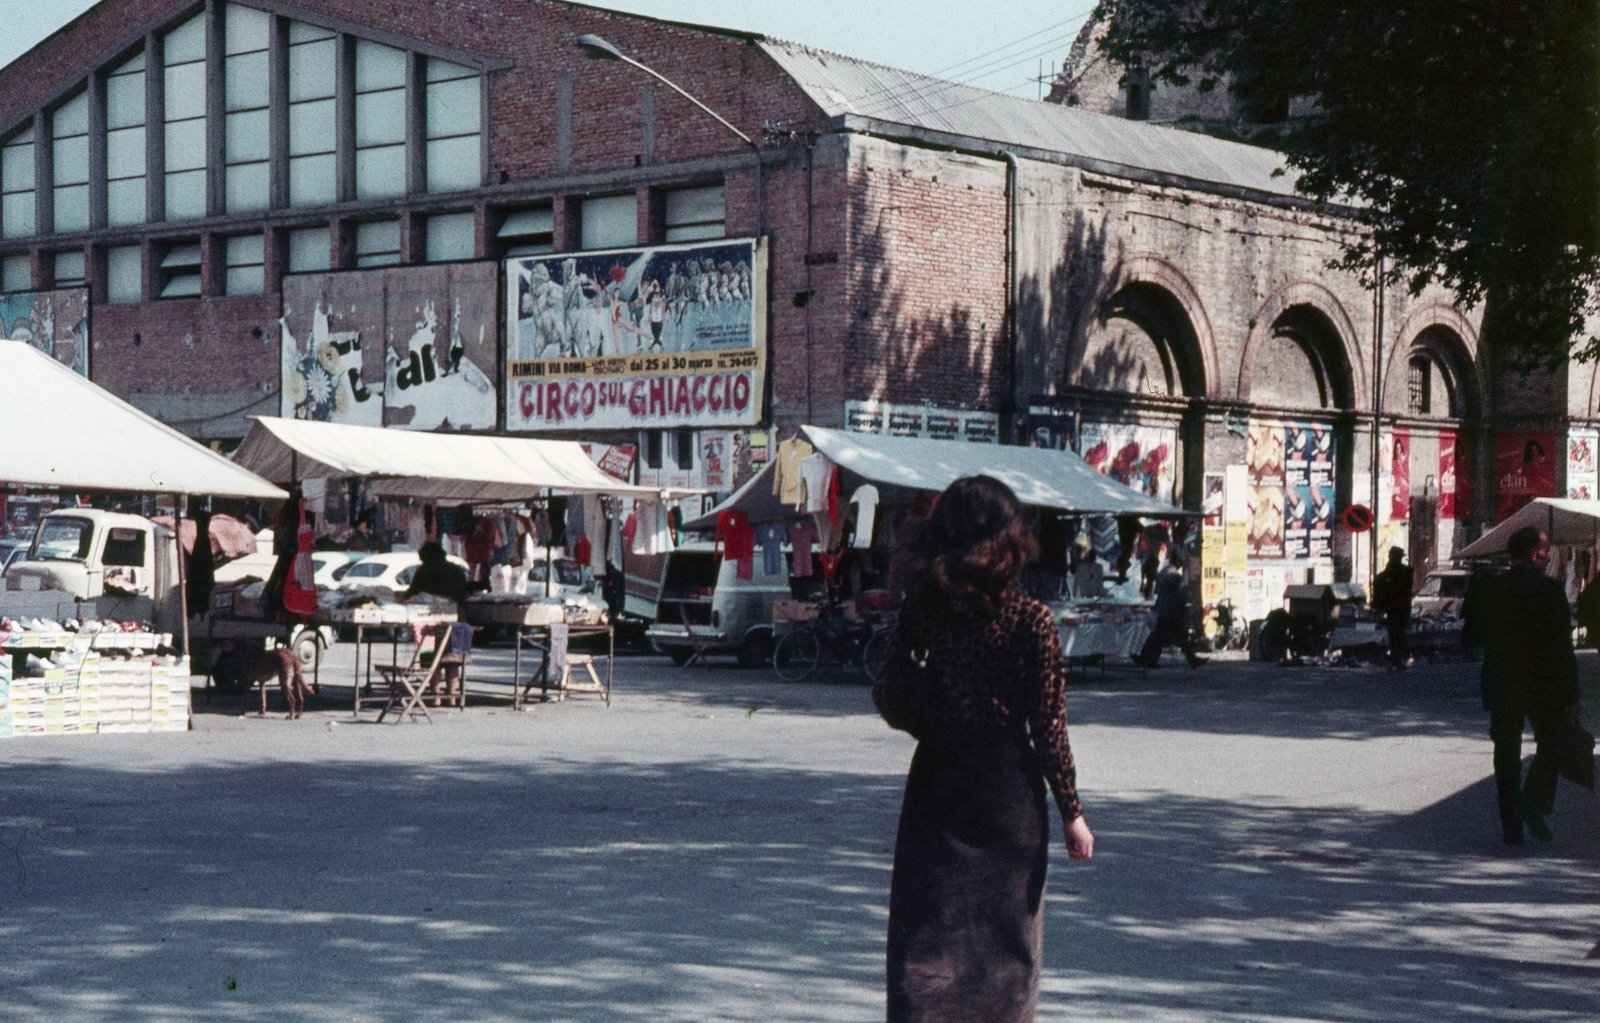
[
  {"xmin": 643, "ymin": 542, "xmax": 795, "ymax": 667},
  {"xmin": 336, "ymin": 551, "xmax": 470, "ymax": 599},
  {"xmin": 0, "ymin": 539, "xmax": 29, "ymax": 573},
  {"xmin": 1412, "ymin": 568, "xmax": 1470, "ymax": 617}
]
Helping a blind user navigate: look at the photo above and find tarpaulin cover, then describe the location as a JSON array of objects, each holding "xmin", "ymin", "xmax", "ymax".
[
  {"xmin": 686, "ymin": 425, "xmax": 1189, "ymax": 529},
  {"xmin": 1456, "ymin": 498, "xmax": 1600, "ymax": 559},
  {"xmin": 0, "ymin": 341, "xmax": 286, "ymax": 499},
  {"xmin": 231, "ymin": 416, "xmax": 688, "ymax": 502}
]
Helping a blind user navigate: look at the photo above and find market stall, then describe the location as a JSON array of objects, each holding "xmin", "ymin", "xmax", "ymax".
[
  {"xmin": 231, "ymin": 417, "xmax": 693, "ymax": 711},
  {"xmin": 1456, "ymin": 498, "xmax": 1600, "ymax": 559},
  {"xmin": 0, "ymin": 341, "xmax": 286, "ymax": 737},
  {"xmin": 685, "ymin": 425, "xmax": 1192, "ymax": 667}
]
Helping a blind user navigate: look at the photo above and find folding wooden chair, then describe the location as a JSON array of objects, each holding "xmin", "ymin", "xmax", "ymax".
[{"xmin": 376, "ymin": 622, "xmax": 450, "ymax": 724}]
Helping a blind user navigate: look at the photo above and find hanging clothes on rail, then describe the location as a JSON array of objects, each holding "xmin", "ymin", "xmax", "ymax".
[{"xmin": 773, "ymin": 437, "xmax": 815, "ymax": 508}]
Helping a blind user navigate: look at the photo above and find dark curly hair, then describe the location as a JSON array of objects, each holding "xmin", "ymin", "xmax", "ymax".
[{"xmin": 893, "ymin": 475, "xmax": 1038, "ymax": 619}]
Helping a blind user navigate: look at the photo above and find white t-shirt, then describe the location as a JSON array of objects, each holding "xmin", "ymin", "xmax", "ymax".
[
  {"xmin": 799, "ymin": 453, "xmax": 835, "ymax": 514},
  {"xmin": 849, "ymin": 484, "xmax": 879, "ymax": 549}
]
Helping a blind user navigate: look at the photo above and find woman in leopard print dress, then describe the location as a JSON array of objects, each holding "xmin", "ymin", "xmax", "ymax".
[{"xmin": 873, "ymin": 475, "xmax": 1093, "ymax": 1023}]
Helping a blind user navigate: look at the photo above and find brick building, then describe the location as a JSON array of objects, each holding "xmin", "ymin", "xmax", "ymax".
[{"xmin": 2, "ymin": 0, "xmax": 1559, "ymax": 609}]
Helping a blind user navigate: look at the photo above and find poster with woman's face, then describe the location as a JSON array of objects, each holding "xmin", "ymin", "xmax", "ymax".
[{"xmin": 1495, "ymin": 430, "xmax": 1555, "ymax": 519}]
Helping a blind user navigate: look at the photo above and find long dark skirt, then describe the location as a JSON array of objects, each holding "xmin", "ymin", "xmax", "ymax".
[{"xmin": 886, "ymin": 732, "xmax": 1050, "ymax": 1023}]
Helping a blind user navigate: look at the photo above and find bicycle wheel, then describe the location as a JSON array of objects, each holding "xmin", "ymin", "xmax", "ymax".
[
  {"xmin": 772, "ymin": 628, "xmax": 821, "ymax": 682},
  {"xmin": 860, "ymin": 628, "xmax": 892, "ymax": 681}
]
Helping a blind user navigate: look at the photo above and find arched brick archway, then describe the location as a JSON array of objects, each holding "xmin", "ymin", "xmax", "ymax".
[
  {"xmin": 1239, "ymin": 281, "xmax": 1366, "ymax": 408},
  {"xmin": 1060, "ymin": 254, "xmax": 1217, "ymax": 398},
  {"xmin": 1385, "ymin": 303, "xmax": 1484, "ymax": 419}
]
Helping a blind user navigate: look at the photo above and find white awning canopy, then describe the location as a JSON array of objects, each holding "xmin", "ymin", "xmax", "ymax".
[
  {"xmin": 1456, "ymin": 498, "xmax": 1600, "ymax": 559},
  {"xmin": 0, "ymin": 341, "xmax": 286, "ymax": 500},
  {"xmin": 231, "ymin": 417, "xmax": 687, "ymax": 502},
  {"xmin": 686, "ymin": 424, "xmax": 1188, "ymax": 528}
]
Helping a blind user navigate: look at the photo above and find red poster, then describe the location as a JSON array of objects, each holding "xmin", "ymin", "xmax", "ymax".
[
  {"xmin": 1494, "ymin": 430, "xmax": 1556, "ymax": 520},
  {"xmin": 1439, "ymin": 433, "xmax": 1456, "ymax": 520},
  {"xmin": 1390, "ymin": 429, "xmax": 1411, "ymax": 523}
]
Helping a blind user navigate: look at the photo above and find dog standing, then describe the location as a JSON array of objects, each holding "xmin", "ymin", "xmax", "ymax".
[{"xmin": 213, "ymin": 640, "xmax": 312, "ymax": 719}]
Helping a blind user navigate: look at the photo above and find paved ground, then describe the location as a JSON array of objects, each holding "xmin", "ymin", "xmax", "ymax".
[{"xmin": 1, "ymin": 642, "xmax": 1597, "ymax": 1022}]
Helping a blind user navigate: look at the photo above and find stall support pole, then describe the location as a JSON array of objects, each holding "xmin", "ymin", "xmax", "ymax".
[{"xmin": 176, "ymin": 493, "xmax": 193, "ymax": 729}]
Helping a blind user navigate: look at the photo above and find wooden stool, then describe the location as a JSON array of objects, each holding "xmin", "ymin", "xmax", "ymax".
[{"xmin": 555, "ymin": 653, "xmax": 605, "ymax": 702}]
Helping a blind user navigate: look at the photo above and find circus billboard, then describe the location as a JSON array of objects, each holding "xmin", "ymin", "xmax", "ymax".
[{"xmin": 505, "ymin": 237, "xmax": 768, "ymax": 431}]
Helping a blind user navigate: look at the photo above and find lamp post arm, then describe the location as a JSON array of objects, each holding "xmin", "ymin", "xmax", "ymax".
[{"xmin": 611, "ymin": 51, "xmax": 757, "ymax": 153}]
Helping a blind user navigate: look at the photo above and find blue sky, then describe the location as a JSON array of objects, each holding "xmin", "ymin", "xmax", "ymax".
[{"xmin": 4, "ymin": 1, "xmax": 1095, "ymax": 99}]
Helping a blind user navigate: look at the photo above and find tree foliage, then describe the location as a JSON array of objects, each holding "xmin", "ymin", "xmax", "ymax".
[{"xmin": 1094, "ymin": 0, "xmax": 1600, "ymax": 368}]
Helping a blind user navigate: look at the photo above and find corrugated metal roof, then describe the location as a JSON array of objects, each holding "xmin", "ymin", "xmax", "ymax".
[{"xmin": 759, "ymin": 39, "xmax": 1301, "ymax": 200}]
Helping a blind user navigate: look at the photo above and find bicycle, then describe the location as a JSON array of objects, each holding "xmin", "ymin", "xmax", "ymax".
[
  {"xmin": 772, "ymin": 605, "xmax": 894, "ymax": 683},
  {"xmin": 1206, "ymin": 599, "xmax": 1249, "ymax": 652}
]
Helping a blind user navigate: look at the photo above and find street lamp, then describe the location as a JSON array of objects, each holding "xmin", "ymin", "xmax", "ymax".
[{"xmin": 576, "ymin": 34, "xmax": 762, "ymax": 237}]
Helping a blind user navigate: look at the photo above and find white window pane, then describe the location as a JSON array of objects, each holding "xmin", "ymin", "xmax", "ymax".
[
  {"xmin": 226, "ymin": 265, "xmax": 264, "ymax": 296},
  {"xmin": 425, "ymin": 135, "xmax": 479, "ymax": 193},
  {"xmin": 53, "ymin": 136, "xmax": 89, "ymax": 186},
  {"xmin": 426, "ymin": 213, "xmax": 474, "ymax": 262},
  {"xmin": 165, "ymin": 169, "xmax": 207, "ymax": 220},
  {"xmin": 356, "ymin": 145, "xmax": 406, "ymax": 200},
  {"xmin": 666, "ymin": 186, "xmax": 725, "ymax": 227},
  {"xmin": 53, "ymin": 93, "xmax": 89, "ymax": 138},
  {"xmin": 665, "ymin": 223, "xmax": 726, "ymax": 242},
  {"xmin": 426, "ymin": 59, "xmax": 474, "ymax": 83},
  {"xmin": 224, "ymin": 3, "xmax": 270, "ymax": 55},
  {"xmin": 356, "ymin": 89, "xmax": 405, "ymax": 147},
  {"xmin": 160, "ymin": 273, "xmax": 202, "ymax": 298},
  {"xmin": 107, "ymin": 177, "xmax": 146, "ymax": 226},
  {"xmin": 355, "ymin": 220, "xmax": 399, "ymax": 256},
  {"xmin": 107, "ymin": 127, "xmax": 146, "ymax": 180},
  {"xmin": 4, "ymin": 195, "xmax": 36, "ymax": 238},
  {"xmin": 161, "ymin": 244, "xmax": 201, "ymax": 268},
  {"xmin": 288, "ymin": 227, "xmax": 329, "ymax": 272},
  {"xmin": 164, "ymin": 62, "xmax": 207, "ymax": 122},
  {"xmin": 225, "ymin": 51, "xmax": 269, "ymax": 112},
  {"xmin": 227, "ymin": 233, "xmax": 264, "ymax": 266},
  {"xmin": 164, "ymin": 14, "xmax": 207, "ymax": 65},
  {"xmin": 3, "ymin": 255, "xmax": 32, "ymax": 291},
  {"xmin": 426, "ymin": 77, "xmax": 479, "ymax": 138},
  {"xmin": 288, "ymin": 21, "xmax": 334, "ymax": 44},
  {"xmin": 54, "ymin": 250, "xmax": 85, "ymax": 283},
  {"xmin": 289, "ymin": 154, "xmax": 336, "ymax": 206},
  {"xmin": 164, "ymin": 118, "xmax": 207, "ymax": 172},
  {"xmin": 113, "ymin": 50, "xmax": 146, "ymax": 76},
  {"xmin": 106, "ymin": 73, "xmax": 145, "ymax": 130},
  {"xmin": 107, "ymin": 246, "xmax": 142, "ymax": 303},
  {"xmin": 226, "ymin": 109, "xmax": 270, "ymax": 163},
  {"xmin": 504, "ymin": 242, "xmax": 554, "ymax": 257},
  {"xmin": 225, "ymin": 162, "xmax": 269, "ymax": 213},
  {"xmin": 289, "ymin": 99, "xmax": 335, "ymax": 156},
  {"xmin": 356, "ymin": 40, "xmax": 407, "ymax": 92},
  {"xmin": 53, "ymin": 185, "xmax": 89, "ymax": 233},
  {"xmin": 580, "ymin": 194, "xmax": 637, "ymax": 250},
  {"xmin": 289, "ymin": 40, "xmax": 336, "ymax": 102},
  {"xmin": 497, "ymin": 209, "xmax": 553, "ymax": 237},
  {"xmin": 3, "ymin": 141, "xmax": 34, "ymax": 193}
]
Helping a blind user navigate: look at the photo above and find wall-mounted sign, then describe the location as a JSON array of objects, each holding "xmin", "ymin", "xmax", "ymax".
[{"xmin": 506, "ymin": 238, "xmax": 768, "ymax": 431}]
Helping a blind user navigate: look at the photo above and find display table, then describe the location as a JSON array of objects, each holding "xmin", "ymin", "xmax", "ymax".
[
  {"xmin": 508, "ymin": 621, "xmax": 613, "ymax": 708},
  {"xmin": 1051, "ymin": 604, "xmax": 1155, "ymax": 663},
  {"xmin": 338, "ymin": 612, "xmax": 458, "ymax": 716}
]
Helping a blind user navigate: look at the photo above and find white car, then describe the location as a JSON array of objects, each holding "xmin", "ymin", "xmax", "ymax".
[{"xmin": 336, "ymin": 551, "xmax": 470, "ymax": 599}]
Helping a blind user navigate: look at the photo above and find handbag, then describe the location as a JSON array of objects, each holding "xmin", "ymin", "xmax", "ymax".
[
  {"xmin": 1551, "ymin": 718, "xmax": 1596, "ymax": 791},
  {"xmin": 873, "ymin": 624, "xmax": 935, "ymax": 737}
]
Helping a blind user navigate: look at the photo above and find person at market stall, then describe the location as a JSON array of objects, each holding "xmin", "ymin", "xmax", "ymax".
[
  {"xmin": 873, "ymin": 475, "xmax": 1093, "ymax": 1023},
  {"xmin": 1137, "ymin": 545, "xmax": 1205, "ymax": 669},
  {"xmin": 403, "ymin": 542, "xmax": 469, "ymax": 706},
  {"xmin": 344, "ymin": 511, "xmax": 382, "ymax": 553},
  {"xmin": 1371, "ymin": 547, "xmax": 1413, "ymax": 670}
]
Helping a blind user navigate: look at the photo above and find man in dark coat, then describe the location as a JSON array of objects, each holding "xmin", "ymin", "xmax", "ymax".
[
  {"xmin": 1137, "ymin": 547, "xmax": 1205, "ymax": 669},
  {"xmin": 1371, "ymin": 547, "xmax": 1412, "ymax": 670},
  {"xmin": 1477, "ymin": 526, "xmax": 1581, "ymax": 844}
]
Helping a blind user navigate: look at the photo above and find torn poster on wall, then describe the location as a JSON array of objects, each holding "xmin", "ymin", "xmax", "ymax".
[
  {"xmin": 281, "ymin": 263, "xmax": 498, "ymax": 431},
  {"xmin": 0, "ymin": 288, "xmax": 89, "ymax": 376}
]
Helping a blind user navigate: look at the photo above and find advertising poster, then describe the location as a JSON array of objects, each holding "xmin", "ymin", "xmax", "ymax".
[
  {"xmin": 1494, "ymin": 430, "xmax": 1555, "ymax": 519},
  {"xmin": 845, "ymin": 400, "xmax": 1000, "ymax": 443},
  {"xmin": 1567, "ymin": 427, "xmax": 1598, "ymax": 500},
  {"xmin": 1390, "ymin": 428, "xmax": 1411, "ymax": 523},
  {"xmin": 1026, "ymin": 395, "xmax": 1080, "ymax": 451},
  {"xmin": 1202, "ymin": 472, "xmax": 1225, "ymax": 529},
  {"xmin": 0, "ymin": 288, "xmax": 90, "ymax": 376},
  {"xmin": 506, "ymin": 238, "xmax": 767, "ymax": 431},
  {"xmin": 1201, "ymin": 471, "xmax": 1226, "ymax": 605},
  {"xmin": 1439, "ymin": 432, "xmax": 1458, "ymax": 518},
  {"xmin": 1306, "ymin": 422, "xmax": 1335, "ymax": 556},
  {"xmin": 1246, "ymin": 420, "xmax": 1285, "ymax": 558},
  {"xmin": 1081, "ymin": 421, "xmax": 1176, "ymax": 504},
  {"xmin": 1283, "ymin": 424, "xmax": 1312, "ymax": 559},
  {"xmin": 699, "ymin": 431, "xmax": 734, "ymax": 491},
  {"xmin": 1224, "ymin": 464, "xmax": 1249, "ymax": 607},
  {"xmin": 282, "ymin": 264, "xmax": 498, "ymax": 431}
]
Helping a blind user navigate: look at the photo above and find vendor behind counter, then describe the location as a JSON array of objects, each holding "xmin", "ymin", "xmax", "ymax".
[{"xmin": 404, "ymin": 541, "xmax": 468, "ymax": 608}]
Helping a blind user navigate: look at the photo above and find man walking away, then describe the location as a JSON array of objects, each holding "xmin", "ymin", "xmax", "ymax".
[
  {"xmin": 1138, "ymin": 547, "xmax": 1206, "ymax": 669},
  {"xmin": 1372, "ymin": 547, "xmax": 1412, "ymax": 670},
  {"xmin": 1479, "ymin": 527, "xmax": 1581, "ymax": 845}
]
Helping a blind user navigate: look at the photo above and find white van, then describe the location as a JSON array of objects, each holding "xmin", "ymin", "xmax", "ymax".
[{"xmin": 641, "ymin": 542, "xmax": 797, "ymax": 667}]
